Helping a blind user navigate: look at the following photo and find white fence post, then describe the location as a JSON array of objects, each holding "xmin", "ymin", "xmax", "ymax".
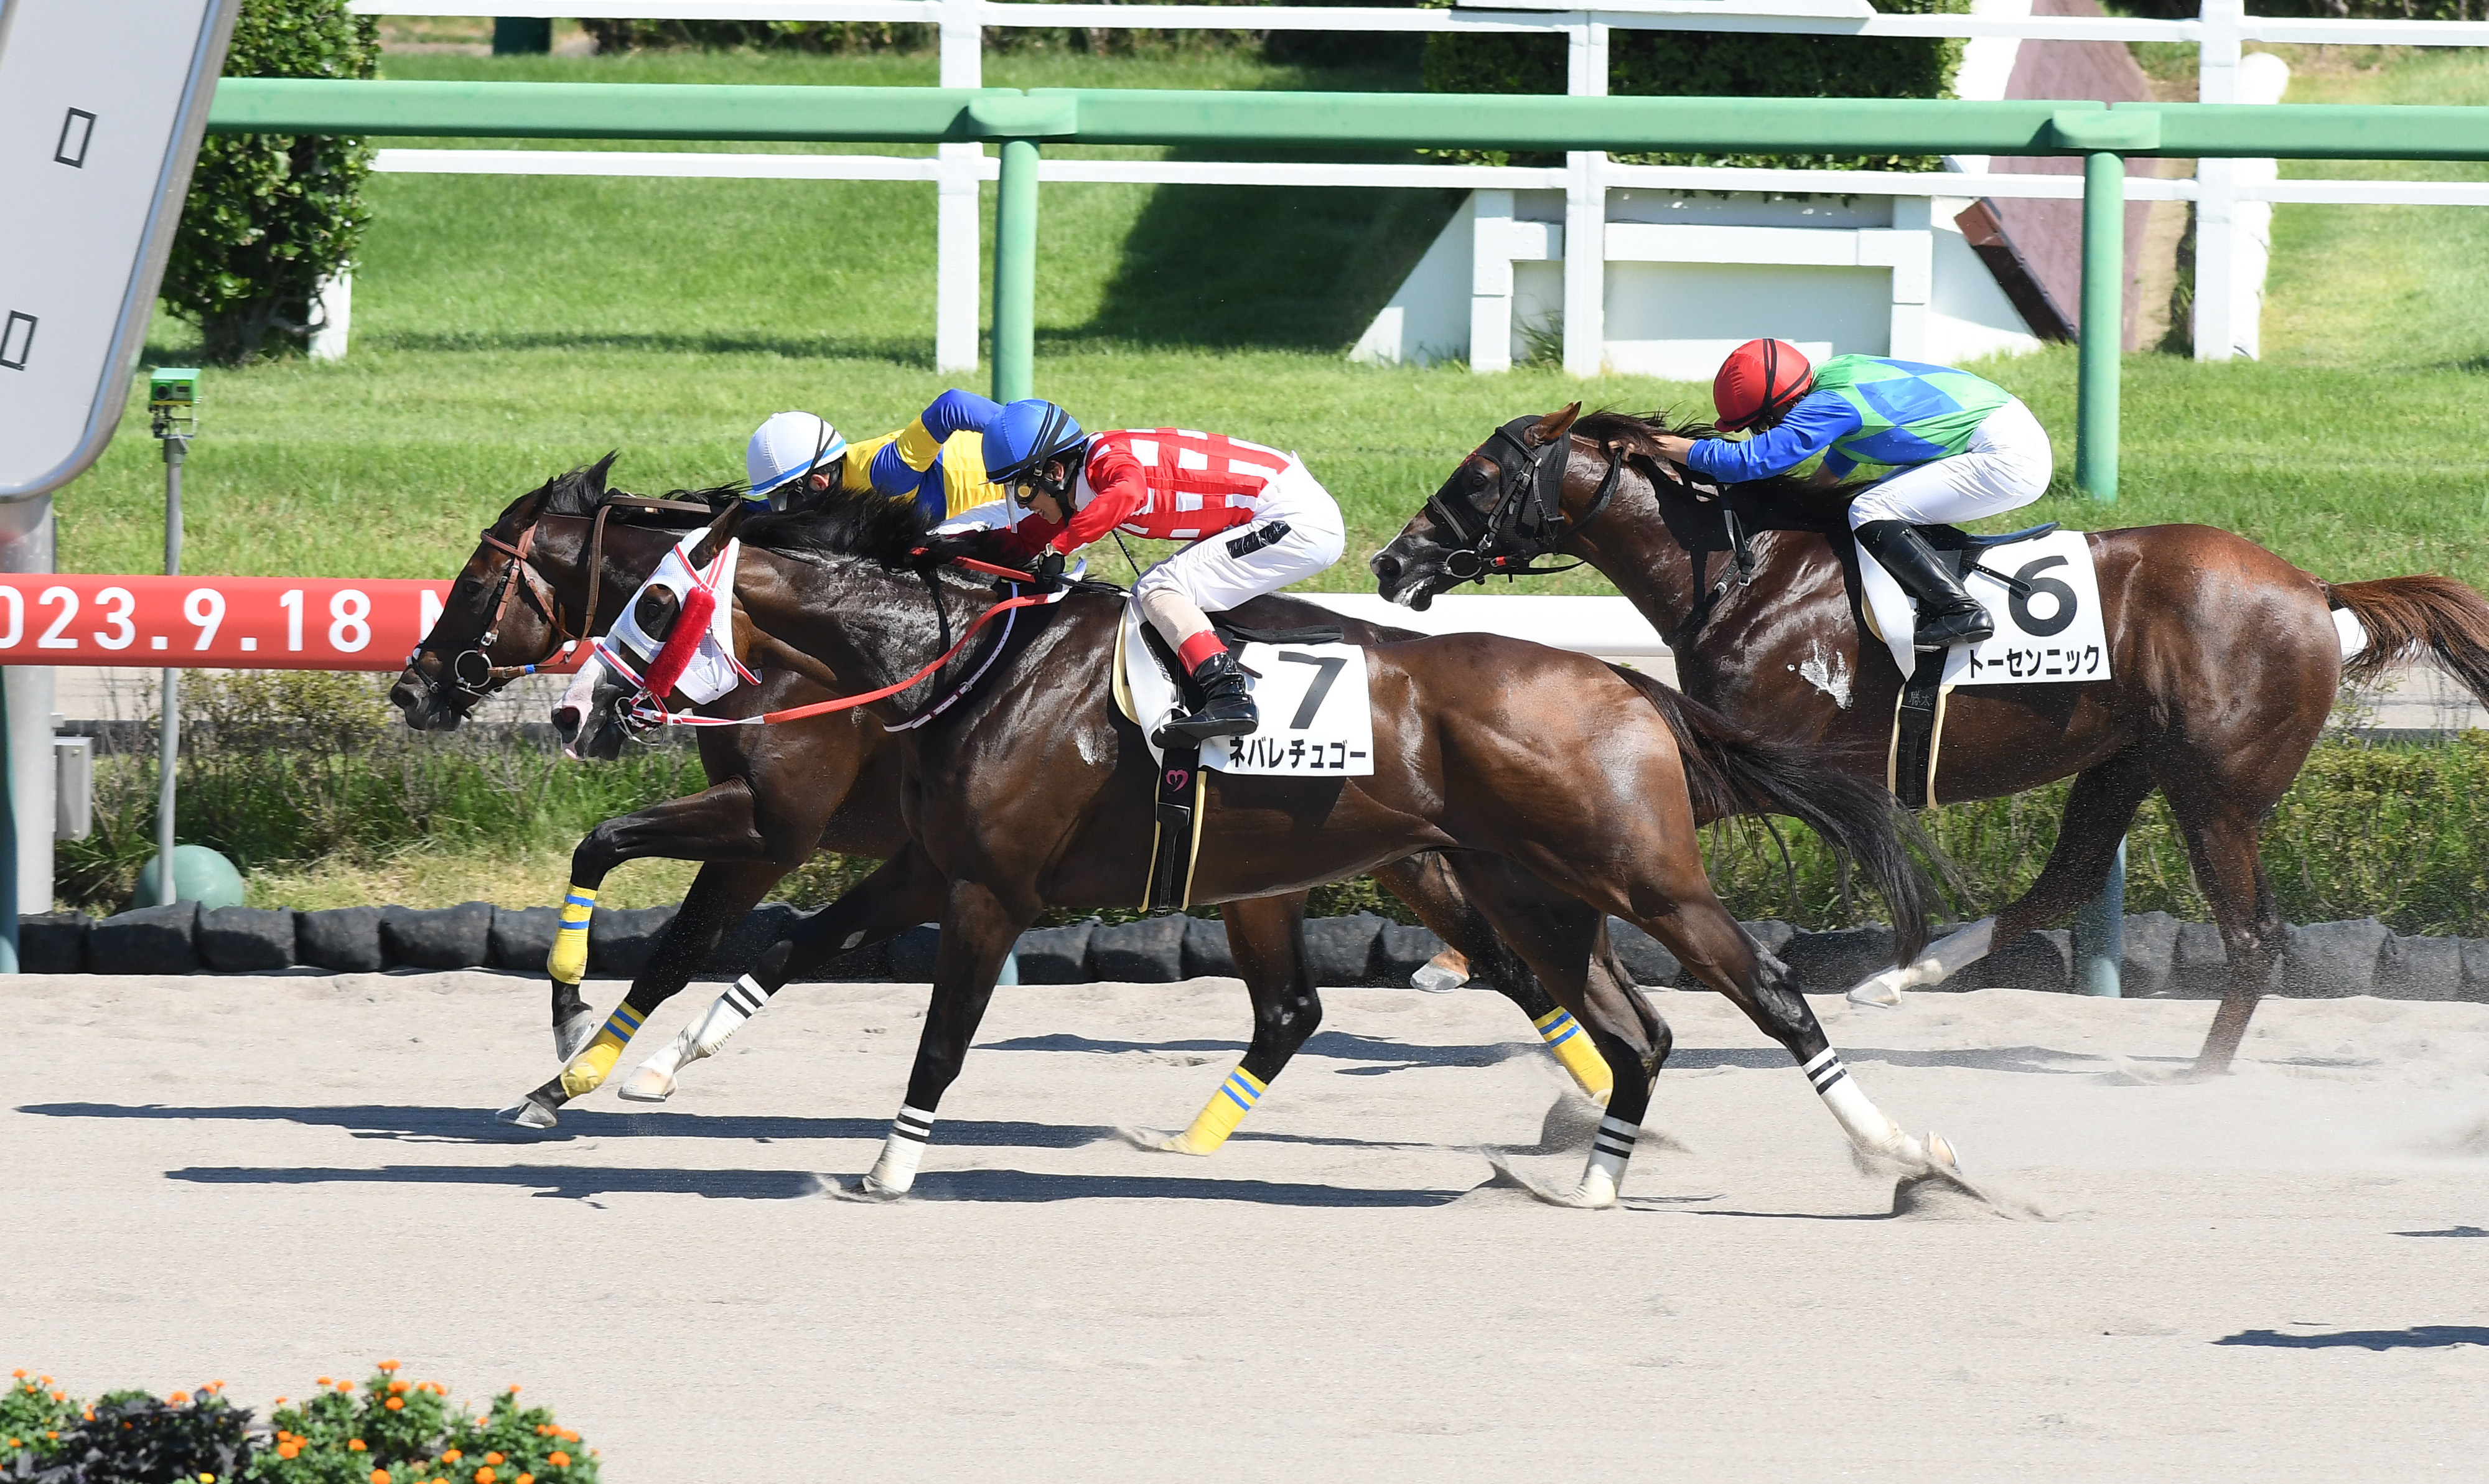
[
  {"xmin": 934, "ymin": 0, "xmax": 983, "ymax": 374},
  {"xmin": 1471, "ymin": 188, "xmax": 1516, "ymax": 372},
  {"xmin": 1562, "ymin": 14, "xmax": 1609, "ymax": 377},
  {"xmin": 2192, "ymin": 0, "xmax": 2242, "ymax": 360}
]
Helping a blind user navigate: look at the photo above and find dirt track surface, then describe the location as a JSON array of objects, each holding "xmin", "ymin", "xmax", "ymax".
[{"xmin": 7, "ymin": 971, "xmax": 2488, "ymax": 1482}]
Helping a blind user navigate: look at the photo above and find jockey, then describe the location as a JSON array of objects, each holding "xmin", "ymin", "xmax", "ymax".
[
  {"xmin": 743, "ymin": 408, "xmax": 1002, "ymax": 521},
  {"xmin": 1654, "ymin": 340, "xmax": 2053, "ymax": 651},
  {"xmin": 912, "ymin": 390, "xmax": 1347, "ymax": 744}
]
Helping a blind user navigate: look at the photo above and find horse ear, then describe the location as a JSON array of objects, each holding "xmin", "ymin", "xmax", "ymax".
[
  {"xmin": 587, "ymin": 450, "xmax": 621, "ymax": 495},
  {"xmin": 1532, "ymin": 404, "xmax": 1582, "ymax": 446}
]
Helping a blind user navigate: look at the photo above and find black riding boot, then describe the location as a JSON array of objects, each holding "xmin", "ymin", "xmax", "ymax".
[
  {"xmin": 1854, "ymin": 520, "xmax": 1994, "ymax": 651},
  {"xmin": 1161, "ymin": 650, "xmax": 1259, "ymax": 744}
]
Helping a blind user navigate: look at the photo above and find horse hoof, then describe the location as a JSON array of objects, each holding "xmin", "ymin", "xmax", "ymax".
[
  {"xmin": 495, "ymin": 1096, "xmax": 558, "ymax": 1131},
  {"xmin": 553, "ymin": 1009, "xmax": 599, "ymax": 1062},
  {"xmin": 617, "ymin": 1066, "xmax": 676, "ymax": 1103},
  {"xmin": 828, "ymin": 1174, "xmax": 909, "ymax": 1203},
  {"xmin": 1925, "ymin": 1131, "xmax": 1961, "ymax": 1174},
  {"xmin": 1846, "ymin": 981, "xmax": 1904, "ymax": 1009},
  {"xmin": 1484, "ymin": 1153, "xmax": 1617, "ymax": 1209}
]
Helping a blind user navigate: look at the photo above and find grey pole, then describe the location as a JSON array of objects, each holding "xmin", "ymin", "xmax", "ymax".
[
  {"xmin": 158, "ymin": 434, "xmax": 185, "ymax": 906},
  {"xmin": 0, "ymin": 500, "xmax": 58, "ymax": 969}
]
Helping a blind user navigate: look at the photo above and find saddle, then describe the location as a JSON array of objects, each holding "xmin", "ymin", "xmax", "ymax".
[
  {"xmin": 1112, "ymin": 605, "xmax": 1347, "ymax": 913},
  {"xmin": 1693, "ymin": 487, "xmax": 2068, "ymax": 811}
]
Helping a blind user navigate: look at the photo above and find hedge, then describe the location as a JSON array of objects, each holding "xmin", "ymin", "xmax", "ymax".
[
  {"xmin": 162, "ymin": 0, "xmax": 378, "ymax": 363},
  {"xmin": 1421, "ymin": 0, "xmax": 1968, "ymax": 170}
]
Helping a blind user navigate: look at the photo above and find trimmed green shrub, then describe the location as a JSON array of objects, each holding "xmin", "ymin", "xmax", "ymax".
[
  {"xmin": 1422, "ymin": 0, "xmax": 1968, "ymax": 170},
  {"xmin": 55, "ymin": 673, "xmax": 704, "ymax": 912},
  {"xmin": 581, "ymin": 18, "xmax": 928, "ymax": 53},
  {"xmin": 161, "ymin": 0, "xmax": 378, "ymax": 364}
]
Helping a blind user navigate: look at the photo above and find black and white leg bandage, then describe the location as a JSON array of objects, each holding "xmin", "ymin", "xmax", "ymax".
[
  {"xmin": 867, "ymin": 1103, "xmax": 938, "ymax": 1193},
  {"xmin": 1801, "ymin": 1047, "xmax": 1850, "ymax": 1095}
]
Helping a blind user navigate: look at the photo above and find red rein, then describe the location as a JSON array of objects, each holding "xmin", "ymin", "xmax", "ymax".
[{"xmin": 642, "ymin": 551, "xmax": 1066, "ymax": 729}]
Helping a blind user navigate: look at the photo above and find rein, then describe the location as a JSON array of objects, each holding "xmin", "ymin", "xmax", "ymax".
[
  {"xmin": 625, "ymin": 553, "xmax": 1074, "ymax": 732},
  {"xmin": 1429, "ymin": 418, "xmax": 1624, "ymax": 584}
]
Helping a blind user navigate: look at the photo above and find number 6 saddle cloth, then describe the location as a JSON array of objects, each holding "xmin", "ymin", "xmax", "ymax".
[
  {"xmin": 1111, "ymin": 598, "xmax": 1378, "ymax": 911},
  {"xmin": 1855, "ymin": 524, "xmax": 2108, "ymax": 810}
]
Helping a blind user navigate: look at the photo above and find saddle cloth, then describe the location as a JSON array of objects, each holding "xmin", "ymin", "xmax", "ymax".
[
  {"xmin": 1857, "ymin": 526, "xmax": 2109, "ymax": 690},
  {"xmin": 1856, "ymin": 525, "xmax": 2106, "ymax": 810},
  {"xmin": 1113, "ymin": 602, "xmax": 1376, "ymax": 777}
]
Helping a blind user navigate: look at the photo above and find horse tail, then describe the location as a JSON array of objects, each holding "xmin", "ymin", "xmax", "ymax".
[
  {"xmin": 2327, "ymin": 576, "xmax": 2489, "ymax": 699},
  {"xmin": 1609, "ymin": 668, "xmax": 1936, "ymax": 965}
]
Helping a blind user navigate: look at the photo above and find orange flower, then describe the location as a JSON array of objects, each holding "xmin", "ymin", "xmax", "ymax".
[
  {"xmin": 82, "ymin": 1411, "xmax": 93, "ymax": 1422},
  {"xmin": 274, "ymin": 1398, "xmax": 287, "ymax": 1406},
  {"xmin": 371, "ymin": 1472, "xmax": 391, "ymax": 1484},
  {"xmin": 385, "ymin": 1398, "xmax": 404, "ymax": 1412},
  {"xmin": 476, "ymin": 1471, "xmax": 497, "ymax": 1484},
  {"xmin": 559, "ymin": 1430, "xmax": 577, "ymax": 1444},
  {"xmin": 517, "ymin": 1477, "xmax": 533, "ymax": 1484},
  {"xmin": 49, "ymin": 1392, "xmax": 65, "ymax": 1404},
  {"xmin": 378, "ymin": 1361, "xmax": 401, "ymax": 1374},
  {"xmin": 317, "ymin": 1378, "xmax": 332, "ymax": 1386},
  {"xmin": 443, "ymin": 1450, "xmax": 462, "ymax": 1463},
  {"xmin": 278, "ymin": 1444, "xmax": 300, "ymax": 1460},
  {"xmin": 5, "ymin": 1438, "xmax": 19, "ymax": 1449},
  {"xmin": 388, "ymin": 1380, "xmax": 409, "ymax": 1395},
  {"xmin": 548, "ymin": 1452, "xmax": 569, "ymax": 1468},
  {"xmin": 170, "ymin": 1393, "xmax": 188, "ymax": 1406},
  {"xmin": 348, "ymin": 1439, "xmax": 368, "ymax": 1452},
  {"xmin": 337, "ymin": 1381, "xmax": 355, "ymax": 1394},
  {"xmin": 9, "ymin": 1368, "xmax": 23, "ymax": 1378},
  {"xmin": 485, "ymin": 1454, "xmax": 503, "ymax": 1466}
]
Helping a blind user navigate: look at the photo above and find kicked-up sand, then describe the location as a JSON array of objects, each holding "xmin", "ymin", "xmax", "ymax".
[{"xmin": 4, "ymin": 970, "xmax": 2486, "ymax": 1482}]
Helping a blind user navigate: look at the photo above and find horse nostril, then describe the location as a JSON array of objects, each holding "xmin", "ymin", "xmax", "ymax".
[
  {"xmin": 552, "ymin": 706, "xmax": 581, "ymax": 744},
  {"xmin": 1371, "ymin": 554, "xmax": 1401, "ymax": 584}
]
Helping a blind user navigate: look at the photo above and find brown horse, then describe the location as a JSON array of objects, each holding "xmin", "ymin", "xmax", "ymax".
[
  {"xmin": 391, "ymin": 460, "xmax": 1637, "ymax": 1112},
  {"xmin": 1371, "ymin": 405, "xmax": 2489, "ymax": 1074},
  {"xmin": 545, "ymin": 483, "xmax": 1956, "ymax": 1205}
]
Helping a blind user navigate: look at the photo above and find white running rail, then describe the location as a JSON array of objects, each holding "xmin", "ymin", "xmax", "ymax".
[{"xmin": 350, "ymin": 0, "xmax": 2489, "ymax": 371}]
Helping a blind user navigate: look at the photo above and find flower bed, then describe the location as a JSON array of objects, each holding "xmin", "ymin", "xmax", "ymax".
[{"xmin": 3, "ymin": 1364, "xmax": 596, "ymax": 1484}]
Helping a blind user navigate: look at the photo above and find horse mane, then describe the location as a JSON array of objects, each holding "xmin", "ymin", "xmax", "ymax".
[
  {"xmin": 741, "ymin": 478, "xmax": 935, "ymax": 567},
  {"xmin": 495, "ymin": 452, "xmax": 745, "ymax": 528},
  {"xmin": 1572, "ymin": 409, "xmax": 1813, "ymax": 500}
]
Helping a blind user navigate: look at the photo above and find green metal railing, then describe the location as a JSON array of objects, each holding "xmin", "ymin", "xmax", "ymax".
[{"xmin": 207, "ymin": 78, "xmax": 2489, "ymax": 502}]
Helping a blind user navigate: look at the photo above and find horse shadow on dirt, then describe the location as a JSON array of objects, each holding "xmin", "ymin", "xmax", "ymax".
[
  {"xmin": 18, "ymin": 1102, "xmax": 1114, "ymax": 1148},
  {"xmin": 982, "ymin": 1029, "xmax": 1522, "ymax": 1075},
  {"xmin": 2215, "ymin": 1327, "xmax": 2489, "ymax": 1351},
  {"xmin": 162, "ymin": 1162, "xmax": 1464, "ymax": 1207}
]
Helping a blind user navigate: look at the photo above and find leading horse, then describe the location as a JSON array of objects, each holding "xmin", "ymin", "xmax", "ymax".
[
  {"xmin": 548, "ymin": 484, "xmax": 1957, "ymax": 1206},
  {"xmin": 393, "ymin": 459, "xmax": 1643, "ymax": 1111},
  {"xmin": 1372, "ymin": 405, "xmax": 2489, "ymax": 1073}
]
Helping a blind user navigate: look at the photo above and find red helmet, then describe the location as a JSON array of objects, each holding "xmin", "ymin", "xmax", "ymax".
[{"xmin": 1712, "ymin": 338, "xmax": 1815, "ymax": 432}]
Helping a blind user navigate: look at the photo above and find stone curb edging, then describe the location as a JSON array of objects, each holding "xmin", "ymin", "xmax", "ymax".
[{"xmin": 14, "ymin": 903, "xmax": 2489, "ymax": 1002}]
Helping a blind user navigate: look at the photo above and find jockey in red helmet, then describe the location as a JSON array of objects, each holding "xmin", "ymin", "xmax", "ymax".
[
  {"xmin": 908, "ymin": 392, "xmax": 1348, "ymax": 744},
  {"xmin": 1655, "ymin": 338, "xmax": 2054, "ymax": 652}
]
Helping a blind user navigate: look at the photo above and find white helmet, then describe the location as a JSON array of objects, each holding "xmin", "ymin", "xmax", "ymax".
[{"xmin": 745, "ymin": 411, "xmax": 848, "ymax": 502}]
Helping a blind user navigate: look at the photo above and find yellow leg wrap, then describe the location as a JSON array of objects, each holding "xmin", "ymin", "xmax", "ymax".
[
  {"xmin": 557, "ymin": 1003, "xmax": 645, "ymax": 1098},
  {"xmin": 548, "ymin": 885, "xmax": 597, "ymax": 986},
  {"xmin": 1534, "ymin": 1007, "xmax": 1614, "ymax": 1104},
  {"xmin": 1160, "ymin": 1065, "xmax": 1267, "ymax": 1156}
]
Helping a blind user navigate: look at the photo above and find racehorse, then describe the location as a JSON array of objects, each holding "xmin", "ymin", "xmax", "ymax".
[
  {"xmin": 1371, "ymin": 405, "xmax": 2489, "ymax": 1075},
  {"xmin": 549, "ymin": 483, "xmax": 1958, "ymax": 1206},
  {"xmin": 392, "ymin": 459, "xmax": 1645, "ymax": 1111}
]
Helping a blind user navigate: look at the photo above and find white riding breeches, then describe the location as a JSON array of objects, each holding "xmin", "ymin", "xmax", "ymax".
[
  {"xmin": 1132, "ymin": 461, "xmax": 1347, "ymax": 615},
  {"xmin": 1846, "ymin": 396, "xmax": 2054, "ymax": 530}
]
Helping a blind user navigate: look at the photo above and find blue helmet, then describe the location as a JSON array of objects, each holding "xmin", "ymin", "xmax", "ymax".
[{"xmin": 981, "ymin": 399, "xmax": 1085, "ymax": 488}]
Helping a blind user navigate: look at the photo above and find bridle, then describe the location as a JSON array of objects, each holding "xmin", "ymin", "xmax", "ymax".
[
  {"xmin": 421, "ymin": 494, "xmax": 717, "ymax": 708},
  {"xmin": 1424, "ymin": 416, "xmax": 1623, "ymax": 584}
]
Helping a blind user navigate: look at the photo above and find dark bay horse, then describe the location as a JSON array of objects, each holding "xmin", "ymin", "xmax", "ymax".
[
  {"xmin": 549, "ymin": 485, "xmax": 1956, "ymax": 1205},
  {"xmin": 1371, "ymin": 405, "xmax": 2489, "ymax": 1074},
  {"xmin": 391, "ymin": 460, "xmax": 1638, "ymax": 1111}
]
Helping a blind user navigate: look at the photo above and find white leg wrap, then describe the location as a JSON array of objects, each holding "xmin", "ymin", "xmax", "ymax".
[
  {"xmin": 864, "ymin": 1103, "xmax": 936, "ymax": 1195},
  {"xmin": 1803, "ymin": 1047, "xmax": 1922, "ymax": 1164},
  {"xmin": 1847, "ymin": 917, "xmax": 1996, "ymax": 1007},
  {"xmin": 1569, "ymin": 1114, "xmax": 1638, "ymax": 1207},
  {"xmin": 620, "ymin": 976, "xmax": 773, "ymax": 1103}
]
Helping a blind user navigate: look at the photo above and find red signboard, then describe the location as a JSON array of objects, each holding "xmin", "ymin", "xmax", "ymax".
[{"xmin": 0, "ymin": 574, "xmax": 518, "ymax": 671}]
